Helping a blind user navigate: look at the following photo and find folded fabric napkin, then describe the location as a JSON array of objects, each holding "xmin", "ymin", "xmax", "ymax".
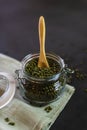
[{"xmin": 0, "ymin": 54, "xmax": 75, "ymax": 130}]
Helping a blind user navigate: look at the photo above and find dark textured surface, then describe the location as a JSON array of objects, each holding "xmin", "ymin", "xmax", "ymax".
[{"xmin": 0, "ymin": 0, "xmax": 87, "ymax": 130}]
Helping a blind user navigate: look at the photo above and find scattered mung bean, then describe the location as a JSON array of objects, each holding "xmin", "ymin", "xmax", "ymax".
[
  {"xmin": 44, "ymin": 106, "xmax": 52, "ymax": 113},
  {"xmin": 4, "ymin": 117, "xmax": 15, "ymax": 126},
  {"xmin": 4, "ymin": 117, "xmax": 10, "ymax": 122},
  {"xmin": 8, "ymin": 122, "xmax": 15, "ymax": 126}
]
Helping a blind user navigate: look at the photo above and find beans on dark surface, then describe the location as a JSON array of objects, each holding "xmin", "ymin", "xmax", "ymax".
[{"xmin": 67, "ymin": 67, "xmax": 87, "ymax": 83}]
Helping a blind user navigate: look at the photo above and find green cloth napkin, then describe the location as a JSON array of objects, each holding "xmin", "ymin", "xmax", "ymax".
[{"xmin": 0, "ymin": 54, "xmax": 75, "ymax": 130}]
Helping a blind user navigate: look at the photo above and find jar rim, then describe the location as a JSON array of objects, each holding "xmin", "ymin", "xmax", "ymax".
[{"xmin": 21, "ymin": 53, "xmax": 65, "ymax": 82}]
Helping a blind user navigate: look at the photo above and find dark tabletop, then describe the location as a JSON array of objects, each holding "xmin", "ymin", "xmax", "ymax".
[{"xmin": 0, "ymin": 0, "xmax": 87, "ymax": 130}]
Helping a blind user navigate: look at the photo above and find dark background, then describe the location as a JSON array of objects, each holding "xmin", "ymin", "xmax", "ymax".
[{"xmin": 0, "ymin": 0, "xmax": 87, "ymax": 130}]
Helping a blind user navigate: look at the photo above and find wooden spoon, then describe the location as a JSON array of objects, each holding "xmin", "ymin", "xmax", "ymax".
[{"xmin": 38, "ymin": 16, "xmax": 49, "ymax": 68}]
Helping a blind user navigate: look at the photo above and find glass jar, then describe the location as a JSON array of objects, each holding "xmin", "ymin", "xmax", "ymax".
[
  {"xmin": 15, "ymin": 53, "xmax": 73, "ymax": 106},
  {"xmin": 0, "ymin": 75, "xmax": 9, "ymax": 97},
  {"xmin": 0, "ymin": 72, "xmax": 16, "ymax": 109}
]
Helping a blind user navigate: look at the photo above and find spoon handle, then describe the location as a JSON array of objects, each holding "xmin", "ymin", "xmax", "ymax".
[
  {"xmin": 39, "ymin": 16, "xmax": 45, "ymax": 53},
  {"xmin": 38, "ymin": 16, "xmax": 49, "ymax": 68}
]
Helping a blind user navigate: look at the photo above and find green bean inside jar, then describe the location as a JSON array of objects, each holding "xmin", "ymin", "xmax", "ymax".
[{"xmin": 16, "ymin": 53, "xmax": 68, "ymax": 106}]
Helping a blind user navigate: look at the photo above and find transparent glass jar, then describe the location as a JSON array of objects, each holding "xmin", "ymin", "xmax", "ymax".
[
  {"xmin": 0, "ymin": 72, "xmax": 16, "ymax": 109},
  {"xmin": 16, "ymin": 53, "xmax": 73, "ymax": 106},
  {"xmin": 0, "ymin": 75, "xmax": 9, "ymax": 97}
]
